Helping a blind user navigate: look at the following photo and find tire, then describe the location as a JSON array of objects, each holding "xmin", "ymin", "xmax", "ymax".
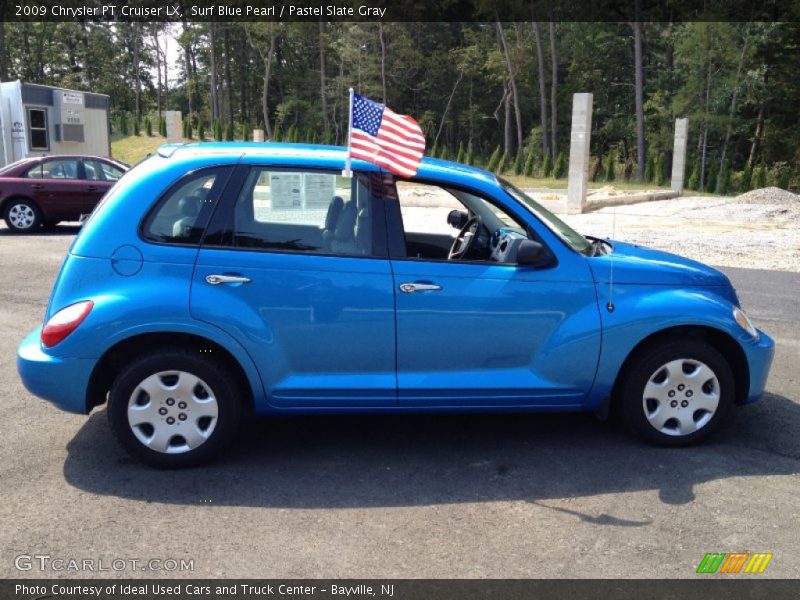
[
  {"xmin": 4, "ymin": 198, "xmax": 42, "ymax": 233},
  {"xmin": 108, "ymin": 349, "xmax": 242, "ymax": 468},
  {"xmin": 618, "ymin": 339, "xmax": 735, "ymax": 446}
]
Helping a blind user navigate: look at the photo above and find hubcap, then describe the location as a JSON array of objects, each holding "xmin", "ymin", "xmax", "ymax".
[
  {"xmin": 127, "ymin": 370, "xmax": 219, "ymax": 454},
  {"xmin": 8, "ymin": 204, "xmax": 35, "ymax": 229},
  {"xmin": 642, "ymin": 358, "xmax": 720, "ymax": 437}
]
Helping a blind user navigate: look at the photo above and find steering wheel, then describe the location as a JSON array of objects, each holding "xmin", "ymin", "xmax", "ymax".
[{"xmin": 448, "ymin": 215, "xmax": 482, "ymax": 260}]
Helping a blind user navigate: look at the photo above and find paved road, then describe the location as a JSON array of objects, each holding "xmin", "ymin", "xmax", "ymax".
[{"xmin": 0, "ymin": 226, "xmax": 798, "ymax": 578}]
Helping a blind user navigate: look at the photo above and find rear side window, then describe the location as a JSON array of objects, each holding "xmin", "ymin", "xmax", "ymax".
[{"xmin": 142, "ymin": 168, "xmax": 227, "ymax": 245}]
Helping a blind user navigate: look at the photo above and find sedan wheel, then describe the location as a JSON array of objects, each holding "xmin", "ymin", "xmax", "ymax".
[
  {"xmin": 5, "ymin": 200, "xmax": 41, "ymax": 232},
  {"xmin": 108, "ymin": 349, "xmax": 241, "ymax": 468},
  {"xmin": 618, "ymin": 339, "xmax": 734, "ymax": 446}
]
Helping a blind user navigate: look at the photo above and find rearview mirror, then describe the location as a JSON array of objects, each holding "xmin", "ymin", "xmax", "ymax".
[{"xmin": 516, "ymin": 240, "xmax": 552, "ymax": 267}]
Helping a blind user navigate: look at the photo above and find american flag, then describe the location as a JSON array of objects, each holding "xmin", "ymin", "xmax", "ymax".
[{"xmin": 349, "ymin": 93, "xmax": 425, "ymax": 178}]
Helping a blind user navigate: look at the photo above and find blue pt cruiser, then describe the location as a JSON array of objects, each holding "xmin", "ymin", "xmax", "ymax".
[{"xmin": 18, "ymin": 144, "xmax": 774, "ymax": 467}]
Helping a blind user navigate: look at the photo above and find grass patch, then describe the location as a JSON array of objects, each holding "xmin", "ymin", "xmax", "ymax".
[{"xmin": 111, "ymin": 134, "xmax": 170, "ymax": 166}]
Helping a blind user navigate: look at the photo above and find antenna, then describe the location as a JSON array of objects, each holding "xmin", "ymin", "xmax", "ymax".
[{"xmin": 607, "ymin": 207, "xmax": 616, "ymax": 313}]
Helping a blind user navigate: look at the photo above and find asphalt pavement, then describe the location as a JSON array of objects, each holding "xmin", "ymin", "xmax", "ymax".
[{"xmin": 0, "ymin": 225, "xmax": 798, "ymax": 578}]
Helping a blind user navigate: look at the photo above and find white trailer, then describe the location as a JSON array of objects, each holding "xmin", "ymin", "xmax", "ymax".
[{"xmin": 0, "ymin": 80, "xmax": 111, "ymax": 168}]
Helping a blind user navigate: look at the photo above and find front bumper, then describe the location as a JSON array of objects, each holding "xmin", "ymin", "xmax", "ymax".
[
  {"xmin": 17, "ymin": 328, "xmax": 95, "ymax": 414},
  {"xmin": 742, "ymin": 329, "xmax": 775, "ymax": 404}
]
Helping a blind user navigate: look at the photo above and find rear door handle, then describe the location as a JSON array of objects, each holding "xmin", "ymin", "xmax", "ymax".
[
  {"xmin": 86, "ymin": 186, "xmax": 98, "ymax": 192},
  {"xmin": 205, "ymin": 274, "xmax": 252, "ymax": 285},
  {"xmin": 399, "ymin": 282, "xmax": 442, "ymax": 293},
  {"xmin": 31, "ymin": 184, "xmax": 43, "ymax": 190}
]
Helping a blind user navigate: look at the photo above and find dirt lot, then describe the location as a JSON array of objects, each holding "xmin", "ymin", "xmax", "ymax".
[{"xmin": 557, "ymin": 187, "xmax": 800, "ymax": 273}]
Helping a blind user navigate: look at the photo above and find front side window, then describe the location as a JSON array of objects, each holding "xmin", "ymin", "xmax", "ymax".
[
  {"xmin": 40, "ymin": 159, "xmax": 79, "ymax": 180},
  {"xmin": 392, "ymin": 180, "xmax": 531, "ymax": 264},
  {"xmin": 142, "ymin": 170, "xmax": 222, "ymax": 245},
  {"xmin": 228, "ymin": 168, "xmax": 373, "ymax": 256},
  {"xmin": 27, "ymin": 108, "xmax": 49, "ymax": 151}
]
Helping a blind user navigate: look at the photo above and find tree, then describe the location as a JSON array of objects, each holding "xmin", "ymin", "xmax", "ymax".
[
  {"xmin": 543, "ymin": 152, "xmax": 554, "ymax": 177},
  {"xmin": 198, "ymin": 122, "xmax": 206, "ymax": 140},
  {"xmin": 225, "ymin": 121, "xmax": 234, "ymax": 141},
  {"xmin": 245, "ymin": 23, "xmax": 279, "ymax": 138},
  {"xmin": 655, "ymin": 154, "xmax": 666, "ymax": 186},
  {"xmin": 644, "ymin": 154, "xmax": 654, "ymax": 183},
  {"xmin": 605, "ymin": 150, "xmax": 615, "ymax": 181},
  {"xmin": 456, "ymin": 141, "xmax": 465, "ymax": 163},
  {"xmin": 213, "ymin": 120, "xmax": 222, "ymax": 141},
  {"xmin": 512, "ymin": 152, "xmax": 523, "ymax": 175},
  {"xmin": 553, "ymin": 151, "xmax": 567, "ymax": 178},
  {"xmin": 532, "ymin": 21, "xmax": 549, "ymax": 158},
  {"xmin": 524, "ymin": 151, "xmax": 536, "ymax": 177},
  {"xmin": 754, "ymin": 162, "xmax": 767, "ymax": 188},
  {"xmin": 145, "ymin": 117, "xmax": 152, "ymax": 137},
  {"xmin": 717, "ymin": 159, "xmax": 731, "ymax": 194},
  {"xmin": 688, "ymin": 161, "xmax": 701, "ymax": 190},
  {"xmin": 495, "ymin": 149, "xmax": 508, "ymax": 174},
  {"xmin": 549, "ymin": 22, "xmax": 558, "ymax": 160},
  {"xmin": 466, "ymin": 143, "xmax": 475, "ymax": 166},
  {"xmin": 706, "ymin": 159, "xmax": 718, "ymax": 192},
  {"xmin": 486, "ymin": 145, "xmax": 501, "ymax": 172},
  {"xmin": 631, "ymin": 16, "xmax": 646, "ymax": 182}
]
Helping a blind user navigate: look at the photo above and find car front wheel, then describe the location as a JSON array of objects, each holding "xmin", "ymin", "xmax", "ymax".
[
  {"xmin": 4, "ymin": 199, "xmax": 41, "ymax": 232},
  {"xmin": 618, "ymin": 339, "xmax": 735, "ymax": 446},
  {"xmin": 108, "ymin": 349, "xmax": 242, "ymax": 468}
]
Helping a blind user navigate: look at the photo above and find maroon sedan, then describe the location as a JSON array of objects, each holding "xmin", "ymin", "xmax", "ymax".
[{"xmin": 0, "ymin": 155, "xmax": 128, "ymax": 233}]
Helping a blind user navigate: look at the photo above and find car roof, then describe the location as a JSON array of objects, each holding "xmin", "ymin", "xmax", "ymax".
[{"xmin": 157, "ymin": 142, "xmax": 499, "ymax": 187}]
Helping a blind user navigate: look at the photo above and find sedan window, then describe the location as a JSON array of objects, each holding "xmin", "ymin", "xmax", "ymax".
[{"xmin": 41, "ymin": 159, "xmax": 79, "ymax": 180}]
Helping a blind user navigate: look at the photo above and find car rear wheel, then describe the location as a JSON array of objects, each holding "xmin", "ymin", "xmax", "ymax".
[
  {"xmin": 4, "ymin": 199, "xmax": 41, "ymax": 232},
  {"xmin": 618, "ymin": 339, "xmax": 734, "ymax": 446},
  {"xmin": 108, "ymin": 349, "xmax": 242, "ymax": 468}
]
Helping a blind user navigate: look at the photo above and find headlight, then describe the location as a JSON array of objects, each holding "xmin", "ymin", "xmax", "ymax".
[{"xmin": 733, "ymin": 306, "xmax": 759, "ymax": 340}]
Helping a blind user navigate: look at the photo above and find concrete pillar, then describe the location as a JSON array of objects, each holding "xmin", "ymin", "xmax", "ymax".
[
  {"xmin": 252, "ymin": 129, "xmax": 265, "ymax": 142},
  {"xmin": 566, "ymin": 93, "xmax": 593, "ymax": 214},
  {"xmin": 671, "ymin": 118, "xmax": 689, "ymax": 194},
  {"xmin": 164, "ymin": 111, "xmax": 183, "ymax": 143}
]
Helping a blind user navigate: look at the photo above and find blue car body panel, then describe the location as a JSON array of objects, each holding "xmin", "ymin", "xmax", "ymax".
[{"xmin": 16, "ymin": 143, "xmax": 774, "ymax": 417}]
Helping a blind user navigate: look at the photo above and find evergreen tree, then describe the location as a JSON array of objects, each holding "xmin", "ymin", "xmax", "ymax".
[
  {"xmin": 185, "ymin": 120, "xmax": 193, "ymax": 140},
  {"xmin": 644, "ymin": 155, "xmax": 654, "ymax": 183},
  {"xmin": 495, "ymin": 150, "xmax": 508, "ymax": 174},
  {"xmin": 513, "ymin": 152, "xmax": 523, "ymax": 175},
  {"xmin": 439, "ymin": 145, "xmax": 449, "ymax": 160},
  {"xmin": 198, "ymin": 122, "xmax": 206, "ymax": 140},
  {"xmin": 144, "ymin": 117, "xmax": 152, "ymax": 137},
  {"xmin": 456, "ymin": 141, "xmax": 465, "ymax": 164},
  {"xmin": 466, "ymin": 143, "xmax": 475, "ymax": 166},
  {"xmin": 241, "ymin": 122, "xmax": 249, "ymax": 141},
  {"xmin": 655, "ymin": 154, "xmax": 666, "ymax": 186},
  {"xmin": 754, "ymin": 162, "xmax": 767, "ymax": 188},
  {"xmin": 604, "ymin": 151, "xmax": 615, "ymax": 181},
  {"xmin": 160, "ymin": 117, "xmax": 167, "ymax": 137},
  {"xmin": 554, "ymin": 151, "xmax": 567, "ymax": 178},
  {"xmin": 133, "ymin": 118, "xmax": 140, "ymax": 136},
  {"xmin": 273, "ymin": 124, "xmax": 282, "ymax": 142},
  {"xmin": 543, "ymin": 153, "xmax": 554, "ymax": 178},
  {"xmin": 213, "ymin": 120, "xmax": 223, "ymax": 141},
  {"xmin": 740, "ymin": 163, "xmax": 753, "ymax": 192},
  {"xmin": 717, "ymin": 159, "xmax": 731, "ymax": 195},
  {"xmin": 777, "ymin": 169, "xmax": 790, "ymax": 190},
  {"xmin": 119, "ymin": 113, "xmax": 129, "ymax": 136},
  {"xmin": 688, "ymin": 161, "xmax": 701, "ymax": 190},
  {"xmin": 706, "ymin": 160, "xmax": 718, "ymax": 193},
  {"xmin": 225, "ymin": 121, "xmax": 234, "ymax": 141},
  {"xmin": 430, "ymin": 141, "xmax": 439, "ymax": 158},
  {"xmin": 486, "ymin": 145, "xmax": 501, "ymax": 172},
  {"xmin": 523, "ymin": 151, "xmax": 536, "ymax": 177}
]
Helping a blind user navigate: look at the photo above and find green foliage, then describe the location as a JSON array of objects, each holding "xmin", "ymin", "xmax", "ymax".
[
  {"xmin": 706, "ymin": 160, "xmax": 718, "ymax": 193},
  {"xmin": 655, "ymin": 154, "xmax": 666, "ymax": 186},
  {"xmin": 430, "ymin": 141, "xmax": 438, "ymax": 158},
  {"xmin": 240, "ymin": 122, "xmax": 249, "ymax": 141},
  {"xmin": 512, "ymin": 152, "xmax": 523, "ymax": 175},
  {"xmin": 486, "ymin": 145, "xmax": 501, "ymax": 172},
  {"xmin": 185, "ymin": 120, "xmax": 193, "ymax": 140},
  {"xmin": 524, "ymin": 151, "xmax": 536, "ymax": 177},
  {"xmin": 213, "ymin": 121, "xmax": 223, "ymax": 141},
  {"xmin": 159, "ymin": 117, "xmax": 166, "ymax": 138},
  {"xmin": 777, "ymin": 170, "xmax": 791, "ymax": 190},
  {"xmin": 717, "ymin": 159, "xmax": 731, "ymax": 195},
  {"xmin": 688, "ymin": 161, "xmax": 701, "ymax": 191},
  {"xmin": 644, "ymin": 155, "xmax": 654, "ymax": 183},
  {"xmin": 133, "ymin": 118, "xmax": 140, "ymax": 136},
  {"xmin": 224, "ymin": 121, "xmax": 234, "ymax": 141},
  {"xmin": 273, "ymin": 125, "xmax": 282, "ymax": 142},
  {"xmin": 553, "ymin": 152, "xmax": 567, "ymax": 179},
  {"xmin": 740, "ymin": 163, "xmax": 753, "ymax": 192},
  {"xmin": 118, "ymin": 113, "xmax": 129, "ymax": 136},
  {"xmin": 456, "ymin": 141, "xmax": 465, "ymax": 164},
  {"xmin": 198, "ymin": 122, "xmax": 206, "ymax": 140},
  {"xmin": 466, "ymin": 143, "xmax": 475, "ymax": 166},
  {"xmin": 144, "ymin": 117, "xmax": 152, "ymax": 137},
  {"xmin": 439, "ymin": 145, "xmax": 449, "ymax": 160},
  {"xmin": 754, "ymin": 163, "xmax": 767, "ymax": 189},
  {"xmin": 495, "ymin": 150, "xmax": 508, "ymax": 175},
  {"xmin": 543, "ymin": 153, "xmax": 554, "ymax": 178},
  {"xmin": 604, "ymin": 151, "xmax": 615, "ymax": 182}
]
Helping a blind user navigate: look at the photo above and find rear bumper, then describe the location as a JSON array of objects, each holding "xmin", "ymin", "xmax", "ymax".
[
  {"xmin": 742, "ymin": 329, "xmax": 775, "ymax": 404},
  {"xmin": 17, "ymin": 328, "xmax": 94, "ymax": 414}
]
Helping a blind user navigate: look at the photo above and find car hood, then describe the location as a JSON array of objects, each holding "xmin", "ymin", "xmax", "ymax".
[{"xmin": 588, "ymin": 241, "xmax": 731, "ymax": 287}]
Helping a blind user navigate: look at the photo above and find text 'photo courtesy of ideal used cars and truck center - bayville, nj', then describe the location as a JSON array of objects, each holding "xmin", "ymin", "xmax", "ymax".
[{"xmin": 1, "ymin": 0, "xmax": 799, "ymax": 597}]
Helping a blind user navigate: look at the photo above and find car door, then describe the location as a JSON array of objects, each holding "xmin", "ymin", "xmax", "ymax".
[
  {"xmin": 190, "ymin": 165, "xmax": 397, "ymax": 409},
  {"xmin": 35, "ymin": 158, "xmax": 86, "ymax": 220},
  {"xmin": 81, "ymin": 159, "xmax": 117, "ymax": 212},
  {"xmin": 385, "ymin": 177, "xmax": 602, "ymax": 408}
]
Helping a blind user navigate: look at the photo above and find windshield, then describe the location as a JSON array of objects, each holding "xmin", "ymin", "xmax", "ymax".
[{"xmin": 499, "ymin": 178, "xmax": 592, "ymax": 254}]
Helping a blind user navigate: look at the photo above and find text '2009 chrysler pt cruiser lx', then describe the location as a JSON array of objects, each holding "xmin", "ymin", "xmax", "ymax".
[{"xmin": 17, "ymin": 143, "xmax": 774, "ymax": 467}]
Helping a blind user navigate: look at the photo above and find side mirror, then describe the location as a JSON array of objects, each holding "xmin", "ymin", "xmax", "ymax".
[
  {"xmin": 516, "ymin": 240, "xmax": 551, "ymax": 267},
  {"xmin": 447, "ymin": 209, "xmax": 469, "ymax": 230}
]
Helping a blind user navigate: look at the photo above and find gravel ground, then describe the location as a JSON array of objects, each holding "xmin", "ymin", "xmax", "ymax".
[{"xmin": 556, "ymin": 188, "xmax": 800, "ymax": 272}]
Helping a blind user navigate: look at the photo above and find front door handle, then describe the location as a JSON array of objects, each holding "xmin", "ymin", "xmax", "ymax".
[
  {"xmin": 206, "ymin": 274, "xmax": 252, "ymax": 285},
  {"xmin": 399, "ymin": 282, "xmax": 442, "ymax": 293}
]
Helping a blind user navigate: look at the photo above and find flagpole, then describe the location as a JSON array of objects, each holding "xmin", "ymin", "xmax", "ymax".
[{"xmin": 342, "ymin": 87, "xmax": 354, "ymax": 177}]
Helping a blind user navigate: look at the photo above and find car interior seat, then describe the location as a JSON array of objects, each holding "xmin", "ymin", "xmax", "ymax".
[{"xmin": 172, "ymin": 190, "xmax": 206, "ymax": 238}]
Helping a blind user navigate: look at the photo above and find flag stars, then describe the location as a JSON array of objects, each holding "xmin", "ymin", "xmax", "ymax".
[{"xmin": 353, "ymin": 94, "xmax": 384, "ymax": 136}]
